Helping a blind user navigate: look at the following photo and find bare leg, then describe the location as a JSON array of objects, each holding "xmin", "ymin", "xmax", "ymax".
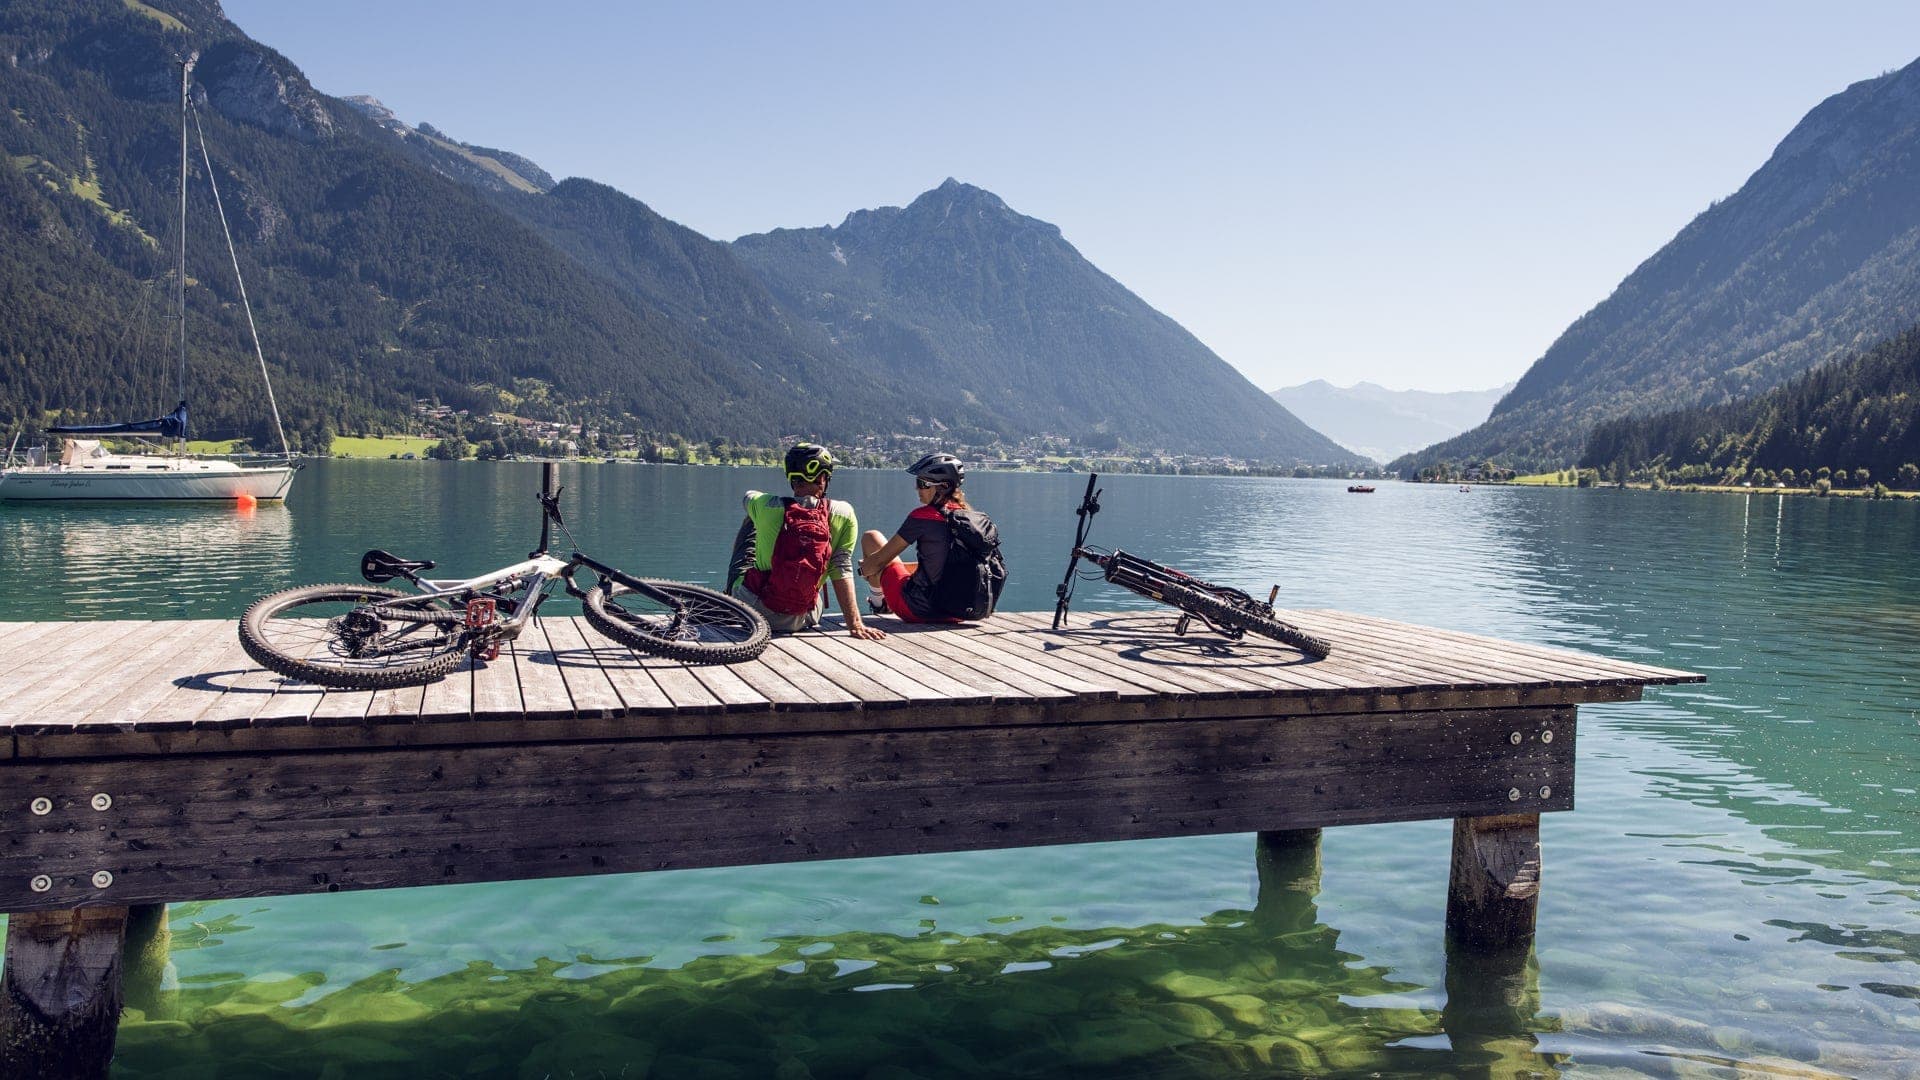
[{"xmin": 859, "ymin": 530, "xmax": 889, "ymax": 589}]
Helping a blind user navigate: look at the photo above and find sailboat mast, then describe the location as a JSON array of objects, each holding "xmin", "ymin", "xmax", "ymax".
[{"xmin": 176, "ymin": 58, "xmax": 191, "ymax": 446}]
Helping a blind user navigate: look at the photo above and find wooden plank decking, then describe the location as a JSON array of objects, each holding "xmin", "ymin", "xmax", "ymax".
[
  {"xmin": 0, "ymin": 607, "xmax": 1697, "ymax": 916},
  {"xmin": 0, "ymin": 608, "xmax": 1695, "ymax": 759}
]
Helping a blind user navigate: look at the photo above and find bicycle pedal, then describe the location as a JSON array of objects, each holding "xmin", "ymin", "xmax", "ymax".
[
  {"xmin": 1174, "ymin": 613, "xmax": 1192, "ymax": 635},
  {"xmin": 475, "ymin": 642, "xmax": 501, "ymax": 662},
  {"xmin": 465, "ymin": 597, "xmax": 497, "ymax": 628}
]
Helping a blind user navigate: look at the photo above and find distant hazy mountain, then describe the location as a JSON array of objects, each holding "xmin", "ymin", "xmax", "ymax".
[
  {"xmin": 1269, "ymin": 380, "xmax": 1511, "ymax": 463},
  {"xmin": 1397, "ymin": 55, "xmax": 1920, "ymax": 474}
]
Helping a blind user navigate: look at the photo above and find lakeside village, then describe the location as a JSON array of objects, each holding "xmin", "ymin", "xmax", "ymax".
[
  {"xmin": 1413, "ymin": 458, "xmax": 1920, "ymax": 498},
  {"xmin": 324, "ymin": 400, "xmax": 1393, "ymax": 479}
]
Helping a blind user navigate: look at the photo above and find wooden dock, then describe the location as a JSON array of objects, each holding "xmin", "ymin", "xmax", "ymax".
[{"xmin": 0, "ymin": 608, "xmax": 1698, "ymax": 1077}]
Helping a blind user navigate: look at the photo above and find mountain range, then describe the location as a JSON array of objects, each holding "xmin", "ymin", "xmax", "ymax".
[
  {"xmin": 0, "ymin": 0, "xmax": 1358, "ymax": 466},
  {"xmin": 1268, "ymin": 380, "xmax": 1511, "ymax": 463},
  {"xmin": 1396, "ymin": 55, "xmax": 1920, "ymax": 474}
]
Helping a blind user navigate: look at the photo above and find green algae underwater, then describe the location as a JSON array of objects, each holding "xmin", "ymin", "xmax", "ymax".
[{"xmin": 111, "ymin": 882, "xmax": 1516, "ymax": 1079}]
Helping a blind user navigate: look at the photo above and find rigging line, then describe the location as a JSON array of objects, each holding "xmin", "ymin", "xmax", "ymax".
[
  {"xmin": 190, "ymin": 98, "xmax": 291, "ymax": 459},
  {"xmin": 176, "ymin": 59, "xmax": 190, "ymax": 432}
]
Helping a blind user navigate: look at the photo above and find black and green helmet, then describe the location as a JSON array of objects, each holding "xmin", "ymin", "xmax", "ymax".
[{"xmin": 785, "ymin": 442, "xmax": 834, "ymax": 484}]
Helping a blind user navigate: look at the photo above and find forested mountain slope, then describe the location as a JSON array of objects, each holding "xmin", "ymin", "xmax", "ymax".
[
  {"xmin": 731, "ymin": 180, "xmax": 1358, "ymax": 463},
  {"xmin": 0, "ymin": 0, "xmax": 1353, "ymax": 463},
  {"xmin": 1397, "ymin": 55, "xmax": 1920, "ymax": 474},
  {"xmin": 1581, "ymin": 323, "xmax": 1920, "ymax": 484},
  {"xmin": 0, "ymin": 0, "xmax": 830, "ymax": 444}
]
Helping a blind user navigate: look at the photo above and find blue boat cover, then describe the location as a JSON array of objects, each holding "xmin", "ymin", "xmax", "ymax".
[{"xmin": 50, "ymin": 401, "xmax": 188, "ymax": 439}]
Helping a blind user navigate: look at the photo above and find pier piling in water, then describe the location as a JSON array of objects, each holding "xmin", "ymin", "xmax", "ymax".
[
  {"xmin": 1, "ymin": 906, "xmax": 129, "ymax": 1080},
  {"xmin": 1446, "ymin": 812, "xmax": 1543, "ymax": 950}
]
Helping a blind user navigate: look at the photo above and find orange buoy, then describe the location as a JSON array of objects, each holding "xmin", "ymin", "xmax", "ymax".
[{"xmin": 236, "ymin": 492, "xmax": 257, "ymax": 509}]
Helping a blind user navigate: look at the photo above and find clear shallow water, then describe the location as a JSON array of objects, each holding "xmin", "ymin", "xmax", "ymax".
[{"xmin": 2, "ymin": 462, "xmax": 1917, "ymax": 1077}]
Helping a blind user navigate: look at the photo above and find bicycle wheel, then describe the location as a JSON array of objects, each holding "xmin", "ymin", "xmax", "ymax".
[
  {"xmin": 1151, "ymin": 579, "xmax": 1333, "ymax": 659},
  {"xmin": 583, "ymin": 579, "xmax": 770, "ymax": 664},
  {"xmin": 239, "ymin": 584, "xmax": 471, "ymax": 689}
]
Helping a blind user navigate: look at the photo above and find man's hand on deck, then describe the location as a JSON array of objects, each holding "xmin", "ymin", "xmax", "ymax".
[{"xmin": 831, "ymin": 576, "xmax": 886, "ymax": 640}]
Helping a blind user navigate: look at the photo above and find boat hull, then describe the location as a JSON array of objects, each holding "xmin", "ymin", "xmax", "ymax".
[{"xmin": 0, "ymin": 464, "xmax": 296, "ymax": 501}]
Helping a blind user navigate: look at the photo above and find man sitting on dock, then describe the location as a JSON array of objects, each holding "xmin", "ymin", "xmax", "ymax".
[{"xmin": 725, "ymin": 443, "xmax": 886, "ymax": 640}]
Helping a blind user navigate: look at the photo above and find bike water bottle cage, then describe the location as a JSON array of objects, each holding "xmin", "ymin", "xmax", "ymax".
[{"xmin": 360, "ymin": 549, "xmax": 435, "ymax": 584}]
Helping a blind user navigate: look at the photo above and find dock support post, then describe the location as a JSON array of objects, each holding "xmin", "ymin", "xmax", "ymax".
[
  {"xmin": 122, "ymin": 904, "xmax": 172, "ymax": 1019},
  {"xmin": 1441, "ymin": 938, "xmax": 1542, "ymax": 1069},
  {"xmin": 1443, "ymin": 815, "xmax": 1544, "ymax": 1068},
  {"xmin": 1254, "ymin": 828, "xmax": 1322, "ymax": 935},
  {"xmin": 1446, "ymin": 813, "xmax": 1540, "ymax": 950},
  {"xmin": 2, "ymin": 906, "xmax": 130, "ymax": 1080}
]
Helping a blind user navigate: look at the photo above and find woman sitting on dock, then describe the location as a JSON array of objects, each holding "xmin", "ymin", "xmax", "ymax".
[{"xmin": 859, "ymin": 453, "xmax": 1006, "ymax": 622}]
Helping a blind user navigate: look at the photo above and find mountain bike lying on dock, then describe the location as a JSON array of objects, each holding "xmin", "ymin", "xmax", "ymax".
[
  {"xmin": 239, "ymin": 464, "xmax": 770, "ymax": 688},
  {"xmin": 1051, "ymin": 473, "xmax": 1332, "ymax": 659}
]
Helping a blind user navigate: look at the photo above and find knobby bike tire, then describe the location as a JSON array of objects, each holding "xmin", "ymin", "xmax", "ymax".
[
  {"xmin": 239, "ymin": 583, "xmax": 471, "ymax": 689},
  {"xmin": 1149, "ymin": 579, "xmax": 1333, "ymax": 659},
  {"xmin": 583, "ymin": 579, "xmax": 771, "ymax": 665}
]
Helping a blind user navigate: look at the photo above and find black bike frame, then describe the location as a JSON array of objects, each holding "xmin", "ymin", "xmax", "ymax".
[
  {"xmin": 1052, "ymin": 473, "xmax": 1102, "ymax": 628},
  {"xmin": 1053, "ymin": 471, "xmax": 1266, "ymax": 634}
]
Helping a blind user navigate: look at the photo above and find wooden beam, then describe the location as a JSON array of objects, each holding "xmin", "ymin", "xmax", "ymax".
[
  {"xmin": 1, "ymin": 906, "xmax": 129, "ymax": 1080},
  {"xmin": 1446, "ymin": 813, "xmax": 1542, "ymax": 951},
  {"xmin": 2, "ymin": 707, "xmax": 1573, "ymax": 912}
]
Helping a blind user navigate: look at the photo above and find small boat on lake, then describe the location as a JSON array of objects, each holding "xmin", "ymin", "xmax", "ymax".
[
  {"xmin": 0, "ymin": 58, "xmax": 295, "ymax": 503},
  {"xmin": 1347, "ymin": 484, "xmax": 1375, "ymax": 493}
]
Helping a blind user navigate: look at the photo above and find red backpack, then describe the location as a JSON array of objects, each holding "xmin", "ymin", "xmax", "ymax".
[{"xmin": 744, "ymin": 497, "xmax": 833, "ymax": 615}]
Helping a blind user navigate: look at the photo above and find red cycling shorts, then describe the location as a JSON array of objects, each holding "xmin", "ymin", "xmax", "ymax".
[{"xmin": 879, "ymin": 560, "xmax": 961, "ymax": 624}]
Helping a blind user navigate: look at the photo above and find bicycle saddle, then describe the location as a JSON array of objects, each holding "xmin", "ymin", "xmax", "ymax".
[{"xmin": 360, "ymin": 548, "xmax": 435, "ymax": 584}]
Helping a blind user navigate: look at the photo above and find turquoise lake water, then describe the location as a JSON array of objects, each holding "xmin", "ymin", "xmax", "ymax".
[{"xmin": 2, "ymin": 460, "xmax": 1917, "ymax": 1077}]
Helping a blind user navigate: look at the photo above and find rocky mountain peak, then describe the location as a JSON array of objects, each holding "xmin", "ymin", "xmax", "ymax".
[
  {"xmin": 341, "ymin": 94, "xmax": 404, "ymax": 133},
  {"xmin": 902, "ymin": 178, "xmax": 1056, "ymax": 237},
  {"xmin": 337, "ymin": 96, "xmax": 553, "ymax": 193},
  {"xmin": 196, "ymin": 41, "xmax": 334, "ymax": 142}
]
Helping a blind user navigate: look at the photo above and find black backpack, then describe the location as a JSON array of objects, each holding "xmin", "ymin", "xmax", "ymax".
[{"xmin": 929, "ymin": 507, "xmax": 1007, "ymax": 620}]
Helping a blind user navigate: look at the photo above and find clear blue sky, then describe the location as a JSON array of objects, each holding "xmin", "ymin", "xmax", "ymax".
[{"xmin": 224, "ymin": 1, "xmax": 1920, "ymax": 394}]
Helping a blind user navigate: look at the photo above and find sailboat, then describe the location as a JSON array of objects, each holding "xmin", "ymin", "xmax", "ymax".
[{"xmin": 0, "ymin": 58, "xmax": 297, "ymax": 503}]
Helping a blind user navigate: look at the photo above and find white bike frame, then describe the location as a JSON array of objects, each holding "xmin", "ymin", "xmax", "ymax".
[{"xmin": 399, "ymin": 553, "xmax": 574, "ymax": 638}]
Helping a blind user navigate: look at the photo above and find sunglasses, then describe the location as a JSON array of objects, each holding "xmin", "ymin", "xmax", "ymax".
[{"xmin": 916, "ymin": 479, "xmax": 940, "ymax": 490}]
